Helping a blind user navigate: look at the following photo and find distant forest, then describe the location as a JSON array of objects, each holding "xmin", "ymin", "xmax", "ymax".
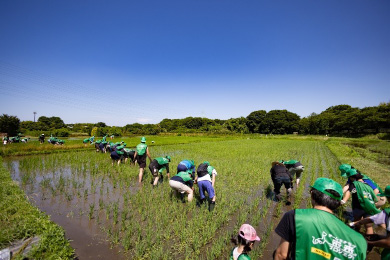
[{"xmin": 1, "ymin": 103, "xmax": 389, "ymax": 137}]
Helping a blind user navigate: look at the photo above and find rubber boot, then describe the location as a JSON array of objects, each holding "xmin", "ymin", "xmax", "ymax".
[
  {"xmin": 180, "ymin": 193, "xmax": 186, "ymax": 203},
  {"xmin": 196, "ymin": 198, "xmax": 205, "ymax": 207},
  {"xmin": 209, "ymin": 201, "xmax": 216, "ymax": 212}
]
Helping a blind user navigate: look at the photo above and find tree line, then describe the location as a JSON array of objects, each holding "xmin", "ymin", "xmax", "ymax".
[{"xmin": 1, "ymin": 103, "xmax": 389, "ymax": 137}]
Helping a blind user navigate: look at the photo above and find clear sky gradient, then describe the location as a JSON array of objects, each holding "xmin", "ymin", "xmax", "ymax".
[{"xmin": 0, "ymin": 0, "xmax": 389, "ymax": 126}]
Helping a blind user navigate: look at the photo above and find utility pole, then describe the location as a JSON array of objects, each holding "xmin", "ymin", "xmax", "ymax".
[{"xmin": 33, "ymin": 112, "xmax": 37, "ymax": 122}]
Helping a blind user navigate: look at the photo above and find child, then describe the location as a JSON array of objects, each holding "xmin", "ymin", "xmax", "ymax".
[{"xmin": 230, "ymin": 224, "xmax": 260, "ymax": 260}]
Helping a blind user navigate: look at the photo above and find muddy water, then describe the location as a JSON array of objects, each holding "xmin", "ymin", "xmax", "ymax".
[{"xmin": 5, "ymin": 159, "xmax": 134, "ymax": 260}]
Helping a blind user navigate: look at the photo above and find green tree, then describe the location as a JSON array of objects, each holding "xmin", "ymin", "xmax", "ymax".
[
  {"xmin": 0, "ymin": 114, "xmax": 20, "ymax": 136},
  {"xmin": 246, "ymin": 110, "xmax": 267, "ymax": 133}
]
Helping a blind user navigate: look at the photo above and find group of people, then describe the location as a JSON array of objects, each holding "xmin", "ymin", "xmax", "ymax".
[
  {"xmin": 236, "ymin": 163, "xmax": 390, "ymax": 260},
  {"xmin": 108, "ymin": 137, "xmax": 218, "ymax": 211}
]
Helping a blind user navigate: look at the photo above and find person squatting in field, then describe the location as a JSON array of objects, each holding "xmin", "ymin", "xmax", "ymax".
[
  {"xmin": 281, "ymin": 160, "xmax": 304, "ymax": 187},
  {"xmin": 274, "ymin": 177, "xmax": 367, "ymax": 260},
  {"xmin": 350, "ymin": 185, "xmax": 390, "ymax": 259},
  {"xmin": 134, "ymin": 137, "xmax": 152, "ymax": 183},
  {"xmin": 149, "ymin": 156, "xmax": 171, "ymax": 187},
  {"xmin": 339, "ymin": 163, "xmax": 386, "ymax": 208},
  {"xmin": 169, "ymin": 170, "xmax": 195, "ymax": 203},
  {"xmin": 230, "ymin": 224, "xmax": 260, "ymax": 260},
  {"xmin": 195, "ymin": 161, "xmax": 217, "ymax": 212},
  {"xmin": 123, "ymin": 148, "xmax": 135, "ymax": 164},
  {"xmin": 110, "ymin": 143, "xmax": 126, "ymax": 166},
  {"xmin": 177, "ymin": 159, "xmax": 196, "ymax": 175},
  {"xmin": 270, "ymin": 161, "xmax": 293, "ymax": 203},
  {"xmin": 38, "ymin": 134, "xmax": 44, "ymax": 144},
  {"xmin": 341, "ymin": 167, "xmax": 381, "ymax": 235}
]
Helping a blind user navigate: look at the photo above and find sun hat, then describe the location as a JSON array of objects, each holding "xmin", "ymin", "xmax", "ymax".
[
  {"xmin": 345, "ymin": 168, "xmax": 358, "ymax": 178},
  {"xmin": 310, "ymin": 177, "xmax": 343, "ymax": 201},
  {"xmin": 203, "ymin": 161, "xmax": 210, "ymax": 165},
  {"xmin": 141, "ymin": 137, "xmax": 146, "ymax": 143},
  {"xmin": 239, "ymin": 224, "xmax": 260, "ymax": 242},
  {"xmin": 339, "ymin": 164, "xmax": 352, "ymax": 177},
  {"xmin": 378, "ymin": 185, "xmax": 390, "ymax": 197}
]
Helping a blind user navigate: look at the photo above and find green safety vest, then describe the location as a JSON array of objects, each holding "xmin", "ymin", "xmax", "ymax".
[
  {"xmin": 156, "ymin": 157, "xmax": 169, "ymax": 165},
  {"xmin": 207, "ymin": 166, "xmax": 215, "ymax": 176},
  {"xmin": 284, "ymin": 160, "xmax": 299, "ymax": 165},
  {"xmin": 229, "ymin": 248, "xmax": 251, "ymax": 260},
  {"xmin": 174, "ymin": 172, "xmax": 192, "ymax": 182},
  {"xmin": 361, "ymin": 174, "xmax": 384, "ymax": 194},
  {"xmin": 295, "ymin": 209, "xmax": 366, "ymax": 259},
  {"xmin": 136, "ymin": 143, "xmax": 147, "ymax": 156},
  {"xmin": 353, "ymin": 181, "xmax": 381, "ymax": 216}
]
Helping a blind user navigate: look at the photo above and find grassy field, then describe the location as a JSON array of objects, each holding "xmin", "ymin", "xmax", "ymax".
[{"xmin": 1, "ymin": 135, "xmax": 389, "ymax": 259}]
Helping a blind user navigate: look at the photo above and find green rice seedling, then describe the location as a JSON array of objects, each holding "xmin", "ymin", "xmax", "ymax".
[{"xmin": 88, "ymin": 203, "xmax": 95, "ymax": 220}]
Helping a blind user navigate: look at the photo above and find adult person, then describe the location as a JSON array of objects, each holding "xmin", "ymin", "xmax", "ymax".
[
  {"xmin": 134, "ymin": 137, "xmax": 152, "ymax": 184},
  {"xmin": 274, "ymin": 177, "xmax": 367, "ymax": 260},
  {"xmin": 342, "ymin": 168, "xmax": 381, "ymax": 235},
  {"xmin": 350, "ymin": 185, "xmax": 390, "ymax": 259},
  {"xmin": 110, "ymin": 143, "xmax": 126, "ymax": 166},
  {"xmin": 2, "ymin": 135, "xmax": 8, "ymax": 145},
  {"xmin": 339, "ymin": 163, "xmax": 386, "ymax": 208},
  {"xmin": 38, "ymin": 134, "xmax": 44, "ymax": 144},
  {"xmin": 169, "ymin": 170, "xmax": 194, "ymax": 203},
  {"xmin": 270, "ymin": 161, "xmax": 293, "ymax": 203},
  {"xmin": 195, "ymin": 161, "xmax": 217, "ymax": 212},
  {"xmin": 230, "ymin": 224, "xmax": 260, "ymax": 260},
  {"xmin": 149, "ymin": 156, "xmax": 171, "ymax": 186},
  {"xmin": 282, "ymin": 160, "xmax": 304, "ymax": 187},
  {"xmin": 123, "ymin": 148, "xmax": 135, "ymax": 164},
  {"xmin": 177, "ymin": 159, "xmax": 196, "ymax": 176}
]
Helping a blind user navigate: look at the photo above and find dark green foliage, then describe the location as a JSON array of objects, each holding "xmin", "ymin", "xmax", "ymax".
[{"xmin": 0, "ymin": 114, "xmax": 20, "ymax": 136}]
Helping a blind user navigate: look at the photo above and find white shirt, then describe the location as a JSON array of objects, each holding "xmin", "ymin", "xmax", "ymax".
[
  {"xmin": 232, "ymin": 247, "xmax": 240, "ymax": 260},
  {"xmin": 197, "ymin": 169, "xmax": 217, "ymax": 183},
  {"xmin": 369, "ymin": 210, "xmax": 390, "ymax": 232}
]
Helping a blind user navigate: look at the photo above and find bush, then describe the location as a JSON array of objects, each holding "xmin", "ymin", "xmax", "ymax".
[{"xmin": 52, "ymin": 129, "xmax": 70, "ymax": 137}]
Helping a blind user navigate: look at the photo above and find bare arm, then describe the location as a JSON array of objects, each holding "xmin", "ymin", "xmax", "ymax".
[
  {"xmin": 212, "ymin": 173, "xmax": 216, "ymax": 187},
  {"xmin": 146, "ymin": 147, "xmax": 152, "ymax": 162},
  {"xmin": 351, "ymin": 217, "xmax": 374, "ymax": 227},
  {"xmin": 274, "ymin": 238, "xmax": 289, "ymax": 260},
  {"xmin": 368, "ymin": 235, "xmax": 390, "ymax": 248},
  {"xmin": 343, "ymin": 184, "xmax": 349, "ymax": 194},
  {"xmin": 342, "ymin": 190, "xmax": 351, "ymax": 204}
]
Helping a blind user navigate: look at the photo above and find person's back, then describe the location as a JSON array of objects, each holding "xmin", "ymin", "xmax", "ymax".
[
  {"xmin": 274, "ymin": 177, "xmax": 367, "ymax": 260},
  {"xmin": 294, "ymin": 208, "xmax": 366, "ymax": 259}
]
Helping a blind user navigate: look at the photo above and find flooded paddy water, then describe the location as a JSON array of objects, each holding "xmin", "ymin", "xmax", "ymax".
[{"xmin": 4, "ymin": 154, "xmax": 134, "ymax": 259}]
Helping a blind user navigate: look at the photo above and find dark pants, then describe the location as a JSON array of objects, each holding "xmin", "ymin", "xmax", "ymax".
[{"xmin": 273, "ymin": 177, "xmax": 292, "ymax": 195}]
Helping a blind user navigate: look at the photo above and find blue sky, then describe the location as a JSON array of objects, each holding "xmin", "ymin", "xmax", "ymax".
[{"xmin": 0, "ymin": 0, "xmax": 389, "ymax": 126}]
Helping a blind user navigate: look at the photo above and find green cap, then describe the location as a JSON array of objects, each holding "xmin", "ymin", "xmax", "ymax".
[
  {"xmin": 141, "ymin": 137, "xmax": 146, "ymax": 143},
  {"xmin": 166, "ymin": 155, "xmax": 171, "ymax": 162},
  {"xmin": 346, "ymin": 168, "xmax": 358, "ymax": 178},
  {"xmin": 378, "ymin": 185, "xmax": 390, "ymax": 197},
  {"xmin": 339, "ymin": 164, "xmax": 351, "ymax": 178},
  {"xmin": 310, "ymin": 178, "xmax": 343, "ymax": 200},
  {"xmin": 203, "ymin": 161, "xmax": 210, "ymax": 165}
]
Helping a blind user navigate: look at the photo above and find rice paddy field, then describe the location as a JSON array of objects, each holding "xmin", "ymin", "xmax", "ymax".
[{"xmin": 1, "ymin": 135, "xmax": 389, "ymax": 259}]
